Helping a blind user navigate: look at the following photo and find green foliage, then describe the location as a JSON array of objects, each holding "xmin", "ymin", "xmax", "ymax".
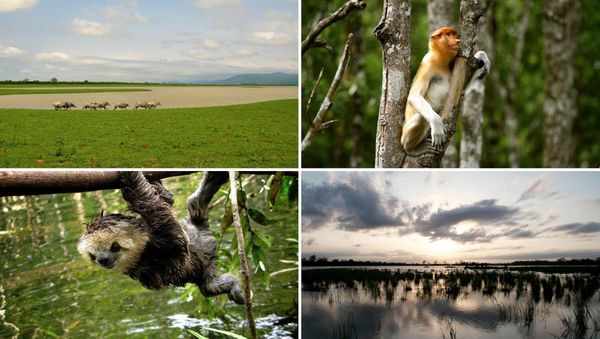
[
  {"xmin": 302, "ymin": 0, "xmax": 600, "ymax": 167},
  {"xmin": 0, "ymin": 99, "xmax": 297, "ymax": 167},
  {"xmin": 188, "ymin": 327, "xmax": 248, "ymax": 339}
]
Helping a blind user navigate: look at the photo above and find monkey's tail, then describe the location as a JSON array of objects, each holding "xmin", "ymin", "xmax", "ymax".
[{"xmin": 187, "ymin": 172, "xmax": 229, "ymax": 228}]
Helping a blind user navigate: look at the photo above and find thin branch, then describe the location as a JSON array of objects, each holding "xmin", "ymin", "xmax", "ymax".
[
  {"xmin": 228, "ymin": 171, "xmax": 257, "ymax": 339},
  {"xmin": 301, "ymin": 0, "xmax": 366, "ymax": 55},
  {"xmin": 301, "ymin": 33, "xmax": 354, "ymax": 152},
  {"xmin": 305, "ymin": 67, "xmax": 325, "ymax": 128}
]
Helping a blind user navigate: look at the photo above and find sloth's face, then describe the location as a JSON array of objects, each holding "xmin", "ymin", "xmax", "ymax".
[{"xmin": 78, "ymin": 214, "xmax": 149, "ymax": 273}]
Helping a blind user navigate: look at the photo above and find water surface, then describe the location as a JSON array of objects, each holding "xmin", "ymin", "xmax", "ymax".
[{"xmin": 302, "ymin": 267, "xmax": 600, "ymax": 339}]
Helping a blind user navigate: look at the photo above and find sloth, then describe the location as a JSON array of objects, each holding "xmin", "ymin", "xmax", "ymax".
[{"xmin": 77, "ymin": 171, "xmax": 244, "ymax": 305}]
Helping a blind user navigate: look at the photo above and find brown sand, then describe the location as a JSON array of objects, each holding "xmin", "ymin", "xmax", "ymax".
[{"xmin": 0, "ymin": 86, "xmax": 297, "ymax": 109}]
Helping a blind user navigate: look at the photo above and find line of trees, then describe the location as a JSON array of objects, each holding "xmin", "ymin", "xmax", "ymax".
[{"xmin": 302, "ymin": 255, "xmax": 600, "ymax": 267}]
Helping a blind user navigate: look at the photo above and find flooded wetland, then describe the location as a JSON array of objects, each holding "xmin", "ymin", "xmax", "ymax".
[{"xmin": 302, "ymin": 267, "xmax": 600, "ymax": 339}]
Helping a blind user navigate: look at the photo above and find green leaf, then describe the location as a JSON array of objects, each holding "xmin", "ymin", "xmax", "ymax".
[
  {"xmin": 187, "ymin": 329, "xmax": 210, "ymax": 339},
  {"xmin": 201, "ymin": 326, "xmax": 248, "ymax": 339},
  {"xmin": 248, "ymin": 208, "xmax": 276, "ymax": 225},
  {"xmin": 252, "ymin": 231, "xmax": 272, "ymax": 248},
  {"xmin": 220, "ymin": 203, "xmax": 233, "ymax": 236},
  {"xmin": 268, "ymin": 172, "xmax": 284, "ymax": 207},
  {"xmin": 287, "ymin": 177, "xmax": 298, "ymax": 202}
]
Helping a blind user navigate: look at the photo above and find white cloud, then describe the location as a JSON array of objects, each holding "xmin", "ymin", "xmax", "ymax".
[
  {"xmin": 250, "ymin": 31, "xmax": 294, "ymax": 46},
  {"xmin": 237, "ymin": 49, "xmax": 256, "ymax": 57},
  {"xmin": 203, "ymin": 39, "xmax": 220, "ymax": 49},
  {"xmin": 194, "ymin": 0, "xmax": 240, "ymax": 10},
  {"xmin": 184, "ymin": 49, "xmax": 211, "ymax": 60},
  {"xmin": 36, "ymin": 52, "xmax": 71, "ymax": 62},
  {"xmin": 72, "ymin": 18, "xmax": 113, "ymax": 36},
  {"xmin": 0, "ymin": 46, "xmax": 25, "ymax": 57},
  {"xmin": 0, "ymin": 0, "xmax": 37, "ymax": 12},
  {"xmin": 102, "ymin": 1, "xmax": 147, "ymax": 25}
]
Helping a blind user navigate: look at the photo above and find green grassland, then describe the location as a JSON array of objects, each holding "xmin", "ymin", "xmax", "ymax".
[
  {"xmin": 0, "ymin": 88, "xmax": 150, "ymax": 95},
  {"xmin": 0, "ymin": 99, "xmax": 297, "ymax": 168}
]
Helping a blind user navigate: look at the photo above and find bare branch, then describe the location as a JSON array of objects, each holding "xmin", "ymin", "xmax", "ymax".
[
  {"xmin": 0, "ymin": 171, "xmax": 193, "ymax": 197},
  {"xmin": 0, "ymin": 171, "xmax": 297, "ymax": 197},
  {"xmin": 301, "ymin": 34, "xmax": 354, "ymax": 152},
  {"xmin": 305, "ymin": 67, "xmax": 325, "ymax": 127},
  {"xmin": 301, "ymin": 0, "xmax": 366, "ymax": 55}
]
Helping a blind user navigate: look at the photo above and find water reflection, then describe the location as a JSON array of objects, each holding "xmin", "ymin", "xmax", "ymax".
[
  {"xmin": 302, "ymin": 268, "xmax": 600, "ymax": 339},
  {"xmin": 0, "ymin": 173, "xmax": 298, "ymax": 338}
]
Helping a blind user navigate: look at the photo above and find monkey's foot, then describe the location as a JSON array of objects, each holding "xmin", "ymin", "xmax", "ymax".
[{"xmin": 405, "ymin": 136, "xmax": 444, "ymax": 156}]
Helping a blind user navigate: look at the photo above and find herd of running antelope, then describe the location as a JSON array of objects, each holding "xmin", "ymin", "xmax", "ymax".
[{"xmin": 52, "ymin": 101, "xmax": 162, "ymax": 110}]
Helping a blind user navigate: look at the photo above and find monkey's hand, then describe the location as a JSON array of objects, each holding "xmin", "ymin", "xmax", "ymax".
[
  {"xmin": 473, "ymin": 51, "xmax": 490, "ymax": 80},
  {"xmin": 430, "ymin": 114, "xmax": 445, "ymax": 148}
]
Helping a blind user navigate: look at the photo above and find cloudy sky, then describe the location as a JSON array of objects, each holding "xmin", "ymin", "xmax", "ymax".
[
  {"xmin": 0, "ymin": 0, "xmax": 297, "ymax": 82},
  {"xmin": 302, "ymin": 171, "xmax": 600, "ymax": 263}
]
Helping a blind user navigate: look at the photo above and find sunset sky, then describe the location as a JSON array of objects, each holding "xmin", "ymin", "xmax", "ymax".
[
  {"xmin": 0, "ymin": 0, "xmax": 297, "ymax": 82},
  {"xmin": 302, "ymin": 171, "xmax": 600, "ymax": 263}
]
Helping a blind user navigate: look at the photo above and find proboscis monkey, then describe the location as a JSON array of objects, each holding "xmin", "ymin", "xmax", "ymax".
[{"xmin": 401, "ymin": 27, "xmax": 490, "ymax": 155}]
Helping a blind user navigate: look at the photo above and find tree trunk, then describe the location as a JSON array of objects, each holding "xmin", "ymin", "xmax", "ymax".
[
  {"xmin": 374, "ymin": 0, "xmax": 412, "ymax": 168},
  {"xmin": 427, "ymin": 0, "xmax": 459, "ymax": 168},
  {"xmin": 400, "ymin": 0, "xmax": 484, "ymax": 168},
  {"xmin": 542, "ymin": 0, "xmax": 580, "ymax": 167},
  {"xmin": 459, "ymin": 0, "xmax": 493, "ymax": 168},
  {"xmin": 427, "ymin": 0, "xmax": 455, "ymax": 33}
]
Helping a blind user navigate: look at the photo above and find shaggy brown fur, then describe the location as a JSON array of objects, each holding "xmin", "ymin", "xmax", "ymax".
[{"xmin": 78, "ymin": 171, "xmax": 244, "ymax": 304}]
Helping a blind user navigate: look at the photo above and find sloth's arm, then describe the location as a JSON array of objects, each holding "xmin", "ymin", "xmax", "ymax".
[{"xmin": 119, "ymin": 172, "xmax": 187, "ymax": 249}]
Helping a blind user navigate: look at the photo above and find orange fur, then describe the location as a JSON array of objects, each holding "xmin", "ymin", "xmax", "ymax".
[{"xmin": 401, "ymin": 27, "xmax": 460, "ymax": 153}]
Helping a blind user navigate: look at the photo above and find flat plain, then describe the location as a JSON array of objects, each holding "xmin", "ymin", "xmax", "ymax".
[
  {"xmin": 0, "ymin": 85, "xmax": 297, "ymax": 167},
  {"xmin": 0, "ymin": 85, "xmax": 297, "ymax": 109}
]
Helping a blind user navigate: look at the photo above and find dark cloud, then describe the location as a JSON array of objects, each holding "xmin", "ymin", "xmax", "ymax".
[
  {"xmin": 548, "ymin": 222, "xmax": 600, "ymax": 235},
  {"xmin": 501, "ymin": 228, "xmax": 535, "ymax": 239},
  {"xmin": 517, "ymin": 178, "xmax": 561, "ymax": 203},
  {"xmin": 411, "ymin": 199, "xmax": 521, "ymax": 243},
  {"xmin": 303, "ymin": 238, "xmax": 316, "ymax": 246},
  {"xmin": 302, "ymin": 174, "xmax": 402, "ymax": 231},
  {"xmin": 517, "ymin": 179, "xmax": 544, "ymax": 202}
]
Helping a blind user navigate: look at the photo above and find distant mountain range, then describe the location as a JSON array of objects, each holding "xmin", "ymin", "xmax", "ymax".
[{"xmin": 193, "ymin": 72, "xmax": 298, "ymax": 85}]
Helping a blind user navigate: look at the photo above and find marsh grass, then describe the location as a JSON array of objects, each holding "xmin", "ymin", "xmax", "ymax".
[
  {"xmin": 441, "ymin": 315, "xmax": 457, "ymax": 339},
  {"xmin": 0, "ymin": 99, "xmax": 297, "ymax": 167}
]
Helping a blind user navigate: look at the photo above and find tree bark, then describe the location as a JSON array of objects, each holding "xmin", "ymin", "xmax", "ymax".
[
  {"xmin": 542, "ymin": 0, "xmax": 580, "ymax": 167},
  {"xmin": 427, "ymin": 0, "xmax": 455, "ymax": 33},
  {"xmin": 374, "ymin": 0, "xmax": 412, "ymax": 168},
  {"xmin": 427, "ymin": 0, "xmax": 459, "ymax": 168},
  {"xmin": 459, "ymin": 0, "xmax": 493, "ymax": 168},
  {"xmin": 0, "ymin": 171, "xmax": 193, "ymax": 197},
  {"xmin": 0, "ymin": 171, "xmax": 295, "ymax": 197}
]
